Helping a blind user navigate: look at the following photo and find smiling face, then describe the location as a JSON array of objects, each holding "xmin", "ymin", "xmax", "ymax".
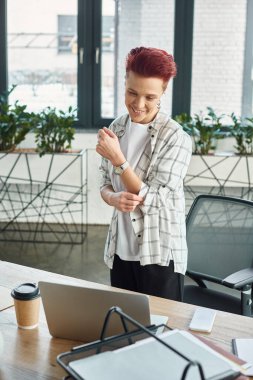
[{"xmin": 125, "ymin": 71, "xmax": 165, "ymax": 124}]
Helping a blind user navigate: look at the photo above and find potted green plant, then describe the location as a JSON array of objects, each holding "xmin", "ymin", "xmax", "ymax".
[
  {"xmin": 34, "ymin": 106, "xmax": 76, "ymax": 156},
  {"xmin": 174, "ymin": 112, "xmax": 193, "ymax": 135},
  {"xmin": 176, "ymin": 107, "xmax": 224, "ymax": 155},
  {"xmin": 176, "ymin": 108, "xmax": 253, "ymax": 205},
  {"xmin": 229, "ymin": 113, "xmax": 253, "ymax": 155},
  {"xmin": 0, "ymin": 86, "xmax": 39, "ymax": 151}
]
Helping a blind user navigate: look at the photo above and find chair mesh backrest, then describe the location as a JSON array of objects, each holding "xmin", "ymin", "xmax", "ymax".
[{"xmin": 186, "ymin": 196, "xmax": 253, "ymax": 280}]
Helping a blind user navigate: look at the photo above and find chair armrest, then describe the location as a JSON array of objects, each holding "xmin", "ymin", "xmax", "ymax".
[
  {"xmin": 222, "ymin": 268, "xmax": 253, "ymax": 289},
  {"xmin": 185, "ymin": 273, "xmax": 207, "ymax": 288}
]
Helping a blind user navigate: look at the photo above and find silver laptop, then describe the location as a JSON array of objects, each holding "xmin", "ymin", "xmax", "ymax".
[{"xmin": 39, "ymin": 281, "xmax": 152, "ymax": 343}]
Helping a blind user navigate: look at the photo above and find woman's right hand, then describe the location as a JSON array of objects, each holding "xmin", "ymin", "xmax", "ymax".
[{"xmin": 109, "ymin": 191, "xmax": 143, "ymax": 212}]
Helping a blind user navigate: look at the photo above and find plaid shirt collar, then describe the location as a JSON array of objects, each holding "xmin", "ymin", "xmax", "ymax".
[{"xmin": 113, "ymin": 111, "xmax": 168, "ymax": 139}]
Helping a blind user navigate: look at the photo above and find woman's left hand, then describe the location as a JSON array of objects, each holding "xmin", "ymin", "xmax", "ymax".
[{"xmin": 96, "ymin": 127, "xmax": 125, "ymax": 166}]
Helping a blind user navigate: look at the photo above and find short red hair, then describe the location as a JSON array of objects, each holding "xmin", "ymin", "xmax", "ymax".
[{"xmin": 125, "ymin": 47, "xmax": 177, "ymax": 84}]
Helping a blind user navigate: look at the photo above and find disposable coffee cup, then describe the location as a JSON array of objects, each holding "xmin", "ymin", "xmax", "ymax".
[{"xmin": 11, "ymin": 283, "xmax": 40, "ymax": 329}]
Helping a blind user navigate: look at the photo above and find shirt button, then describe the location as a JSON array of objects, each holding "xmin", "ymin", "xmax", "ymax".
[
  {"xmin": 138, "ymin": 234, "xmax": 141, "ymax": 238},
  {"xmin": 162, "ymin": 185, "xmax": 166, "ymax": 188},
  {"xmin": 132, "ymin": 219, "xmax": 136, "ymax": 222},
  {"xmin": 151, "ymin": 135, "xmax": 155, "ymax": 138},
  {"xmin": 149, "ymin": 126, "xmax": 152, "ymax": 129}
]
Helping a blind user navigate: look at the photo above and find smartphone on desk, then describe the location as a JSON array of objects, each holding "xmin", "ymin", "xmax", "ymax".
[{"xmin": 189, "ymin": 308, "xmax": 216, "ymax": 333}]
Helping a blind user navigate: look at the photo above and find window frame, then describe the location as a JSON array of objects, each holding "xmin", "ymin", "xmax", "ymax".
[
  {"xmin": 78, "ymin": 0, "xmax": 115, "ymax": 129},
  {"xmin": 172, "ymin": 0, "xmax": 194, "ymax": 117},
  {"xmin": 242, "ymin": 0, "xmax": 253, "ymax": 118},
  {"xmin": 0, "ymin": 0, "xmax": 7, "ymax": 97}
]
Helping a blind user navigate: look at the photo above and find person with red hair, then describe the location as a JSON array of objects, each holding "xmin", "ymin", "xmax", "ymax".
[{"xmin": 96, "ymin": 47, "xmax": 192, "ymax": 300}]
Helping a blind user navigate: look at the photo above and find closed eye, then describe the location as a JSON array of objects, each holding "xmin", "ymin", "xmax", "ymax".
[{"xmin": 128, "ymin": 90, "xmax": 137, "ymax": 96}]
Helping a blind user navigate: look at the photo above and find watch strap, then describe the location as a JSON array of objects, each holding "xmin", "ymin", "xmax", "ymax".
[{"xmin": 113, "ymin": 161, "xmax": 129, "ymax": 175}]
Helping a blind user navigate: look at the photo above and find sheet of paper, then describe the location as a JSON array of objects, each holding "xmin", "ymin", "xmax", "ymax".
[
  {"xmin": 234, "ymin": 339, "xmax": 253, "ymax": 376},
  {"xmin": 180, "ymin": 331, "xmax": 243, "ymax": 373},
  {"xmin": 150, "ymin": 314, "xmax": 168, "ymax": 326},
  {"xmin": 234, "ymin": 339, "xmax": 253, "ymax": 363},
  {"xmin": 150, "ymin": 314, "xmax": 168, "ymax": 334},
  {"xmin": 0, "ymin": 285, "xmax": 14, "ymax": 311}
]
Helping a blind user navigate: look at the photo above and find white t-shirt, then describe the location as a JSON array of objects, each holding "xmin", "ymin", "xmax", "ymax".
[{"xmin": 111, "ymin": 120, "xmax": 150, "ymax": 261}]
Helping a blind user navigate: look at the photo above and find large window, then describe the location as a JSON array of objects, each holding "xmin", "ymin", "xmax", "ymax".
[
  {"xmin": 4, "ymin": 1, "xmax": 252, "ymax": 128},
  {"xmin": 1, "ymin": 0, "xmax": 175, "ymax": 129},
  {"xmin": 7, "ymin": 0, "xmax": 78, "ymax": 113}
]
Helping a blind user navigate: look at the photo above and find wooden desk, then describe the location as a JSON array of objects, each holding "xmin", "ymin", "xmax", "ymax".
[{"xmin": 0, "ymin": 260, "xmax": 253, "ymax": 380}]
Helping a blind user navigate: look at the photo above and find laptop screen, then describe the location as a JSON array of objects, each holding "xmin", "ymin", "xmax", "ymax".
[{"xmin": 39, "ymin": 281, "xmax": 151, "ymax": 342}]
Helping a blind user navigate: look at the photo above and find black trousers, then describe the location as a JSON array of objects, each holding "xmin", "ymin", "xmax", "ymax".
[{"xmin": 110, "ymin": 254, "xmax": 184, "ymax": 301}]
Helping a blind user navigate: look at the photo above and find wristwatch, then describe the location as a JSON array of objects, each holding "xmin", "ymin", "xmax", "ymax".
[{"xmin": 113, "ymin": 161, "xmax": 129, "ymax": 175}]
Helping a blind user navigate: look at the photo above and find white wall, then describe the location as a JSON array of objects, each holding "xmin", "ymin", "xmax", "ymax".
[{"xmin": 191, "ymin": 0, "xmax": 247, "ymax": 116}]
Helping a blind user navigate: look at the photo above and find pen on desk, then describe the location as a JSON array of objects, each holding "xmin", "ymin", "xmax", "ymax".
[{"xmin": 232, "ymin": 339, "xmax": 238, "ymax": 356}]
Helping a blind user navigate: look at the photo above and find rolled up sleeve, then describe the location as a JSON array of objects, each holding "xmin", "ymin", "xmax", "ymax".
[
  {"xmin": 99, "ymin": 157, "xmax": 112, "ymax": 191},
  {"xmin": 139, "ymin": 131, "xmax": 192, "ymax": 215}
]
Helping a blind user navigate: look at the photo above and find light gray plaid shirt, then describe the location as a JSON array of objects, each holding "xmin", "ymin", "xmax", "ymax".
[{"xmin": 100, "ymin": 111, "xmax": 192, "ymax": 274}]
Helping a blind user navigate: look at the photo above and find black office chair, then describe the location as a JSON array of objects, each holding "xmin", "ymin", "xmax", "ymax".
[{"xmin": 183, "ymin": 195, "xmax": 253, "ymax": 316}]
